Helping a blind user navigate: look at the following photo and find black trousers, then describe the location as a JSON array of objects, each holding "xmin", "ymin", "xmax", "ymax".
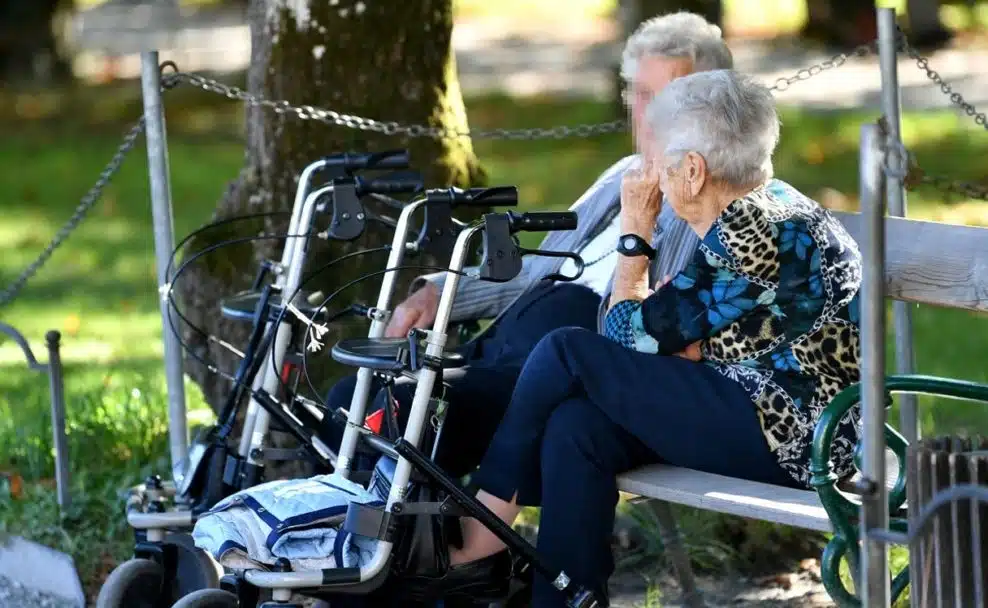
[{"xmin": 318, "ymin": 282, "xmax": 603, "ymax": 477}]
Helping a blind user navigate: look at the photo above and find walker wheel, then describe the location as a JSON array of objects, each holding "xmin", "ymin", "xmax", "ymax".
[
  {"xmin": 171, "ymin": 588, "xmax": 239, "ymax": 607},
  {"xmin": 95, "ymin": 558, "xmax": 164, "ymax": 608}
]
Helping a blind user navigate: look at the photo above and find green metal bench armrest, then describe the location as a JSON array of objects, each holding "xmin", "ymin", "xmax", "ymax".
[{"xmin": 809, "ymin": 374, "xmax": 988, "ymax": 607}]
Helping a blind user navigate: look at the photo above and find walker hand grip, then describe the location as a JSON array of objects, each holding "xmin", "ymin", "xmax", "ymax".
[
  {"xmin": 507, "ymin": 211, "xmax": 578, "ymax": 233},
  {"xmin": 324, "ymin": 149, "xmax": 410, "ymax": 171},
  {"xmin": 355, "ymin": 172, "xmax": 424, "ymax": 195},
  {"xmin": 424, "ymin": 186, "xmax": 518, "ymax": 207}
]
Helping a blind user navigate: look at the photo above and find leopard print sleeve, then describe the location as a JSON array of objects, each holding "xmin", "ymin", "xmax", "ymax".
[{"xmin": 637, "ymin": 243, "xmax": 776, "ymax": 356}]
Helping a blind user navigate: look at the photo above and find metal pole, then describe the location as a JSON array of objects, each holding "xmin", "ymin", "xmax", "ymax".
[
  {"xmin": 859, "ymin": 123, "xmax": 891, "ymax": 608},
  {"xmin": 45, "ymin": 330, "xmax": 70, "ymax": 514},
  {"xmin": 876, "ymin": 6, "xmax": 920, "ymax": 445},
  {"xmin": 141, "ymin": 51, "xmax": 188, "ymax": 482}
]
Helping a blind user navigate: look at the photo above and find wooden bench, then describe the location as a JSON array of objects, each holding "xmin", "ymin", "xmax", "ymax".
[{"xmin": 613, "ymin": 213, "xmax": 988, "ymax": 607}]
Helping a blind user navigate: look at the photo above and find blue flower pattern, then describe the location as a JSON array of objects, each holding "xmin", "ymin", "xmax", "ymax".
[{"xmin": 603, "ymin": 179, "xmax": 863, "ymax": 488}]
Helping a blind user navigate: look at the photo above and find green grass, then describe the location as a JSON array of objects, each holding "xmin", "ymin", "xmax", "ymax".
[{"xmin": 2, "ymin": 90, "xmax": 988, "ymax": 601}]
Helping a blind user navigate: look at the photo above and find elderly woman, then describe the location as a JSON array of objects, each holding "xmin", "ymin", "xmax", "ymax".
[{"xmin": 434, "ymin": 69, "xmax": 864, "ymax": 606}]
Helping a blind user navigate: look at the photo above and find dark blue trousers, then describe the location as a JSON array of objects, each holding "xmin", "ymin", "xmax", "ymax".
[
  {"xmin": 319, "ymin": 283, "xmax": 603, "ymax": 477},
  {"xmin": 471, "ymin": 326, "xmax": 798, "ymax": 607}
]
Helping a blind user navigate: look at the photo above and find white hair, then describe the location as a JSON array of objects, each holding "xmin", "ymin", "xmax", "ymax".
[
  {"xmin": 620, "ymin": 11, "xmax": 734, "ymax": 81},
  {"xmin": 646, "ymin": 69, "xmax": 781, "ymax": 187}
]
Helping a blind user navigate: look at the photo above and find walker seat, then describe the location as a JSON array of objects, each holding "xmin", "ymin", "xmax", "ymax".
[
  {"xmin": 220, "ymin": 289, "xmax": 327, "ymax": 323},
  {"xmin": 331, "ymin": 337, "xmax": 466, "ymax": 373}
]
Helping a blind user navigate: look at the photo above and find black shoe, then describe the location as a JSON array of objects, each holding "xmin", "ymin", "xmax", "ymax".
[{"xmin": 397, "ymin": 550, "xmax": 513, "ymax": 603}]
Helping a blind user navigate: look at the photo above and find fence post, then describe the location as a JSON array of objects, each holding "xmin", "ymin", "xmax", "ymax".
[
  {"xmin": 44, "ymin": 330, "xmax": 71, "ymax": 513},
  {"xmin": 859, "ymin": 123, "xmax": 891, "ymax": 608},
  {"xmin": 876, "ymin": 6, "xmax": 920, "ymax": 445},
  {"xmin": 140, "ymin": 50, "xmax": 189, "ymax": 483}
]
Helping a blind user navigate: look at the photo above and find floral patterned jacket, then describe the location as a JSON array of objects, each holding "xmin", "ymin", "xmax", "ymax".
[{"xmin": 604, "ymin": 179, "xmax": 863, "ymax": 487}]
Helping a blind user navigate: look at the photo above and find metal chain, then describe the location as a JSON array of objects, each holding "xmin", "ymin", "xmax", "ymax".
[
  {"xmin": 163, "ymin": 72, "xmax": 626, "ymax": 140},
  {"xmin": 897, "ymin": 27, "xmax": 988, "ymax": 131},
  {"xmin": 163, "ymin": 43, "xmax": 875, "ymax": 141},
  {"xmin": 0, "ymin": 119, "xmax": 146, "ymax": 308},
  {"xmin": 766, "ymin": 41, "xmax": 877, "ymax": 92},
  {"xmin": 886, "ymin": 28, "xmax": 988, "ymax": 201}
]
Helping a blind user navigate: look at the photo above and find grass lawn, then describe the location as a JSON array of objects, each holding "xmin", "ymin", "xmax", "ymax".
[{"xmin": 2, "ymin": 86, "xmax": 988, "ymax": 600}]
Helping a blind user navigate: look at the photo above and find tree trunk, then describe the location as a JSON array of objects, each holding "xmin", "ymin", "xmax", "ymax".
[
  {"xmin": 801, "ymin": 0, "xmax": 877, "ymax": 48},
  {"xmin": 0, "ymin": 0, "xmax": 74, "ymax": 84},
  {"xmin": 906, "ymin": 0, "xmax": 954, "ymax": 50},
  {"xmin": 177, "ymin": 0, "xmax": 485, "ymax": 414},
  {"xmin": 611, "ymin": 0, "xmax": 723, "ymax": 115}
]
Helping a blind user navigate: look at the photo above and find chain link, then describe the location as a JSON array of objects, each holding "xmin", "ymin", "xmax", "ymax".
[
  {"xmin": 902, "ymin": 154, "xmax": 988, "ymax": 201},
  {"xmin": 164, "ymin": 72, "xmax": 627, "ymax": 140},
  {"xmin": 897, "ymin": 27, "xmax": 988, "ymax": 131},
  {"xmin": 164, "ymin": 43, "xmax": 876, "ymax": 141},
  {"xmin": 0, "ymin": 119, "xmax": 146, "ymax": 308},
  {"xmin": 887, "ymin": 28, "xmax": 988, "ymax": 201},
  {"xmin": 767, "ymin": 41, "xmax": 877, "ymax": 92}
]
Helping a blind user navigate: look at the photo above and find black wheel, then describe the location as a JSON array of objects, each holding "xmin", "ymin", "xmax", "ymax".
[
  {"xmin": 171, "ymin": 588, "xmax": 239, "ymax": 608},
  {"xmin": 163, "ymin": 533, "xmax": 223, "ymax": 600},
  {"xmin": 95, "ymin": 558, "xmax": 165, "ymax": 608}
]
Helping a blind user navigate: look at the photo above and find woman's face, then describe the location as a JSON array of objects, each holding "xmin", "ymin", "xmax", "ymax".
[{"xmin": 652, "ymin": 149, "xmax": 686, "ymax": 217}]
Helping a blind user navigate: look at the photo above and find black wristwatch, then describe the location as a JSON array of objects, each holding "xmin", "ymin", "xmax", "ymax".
[{"xmin": 616, "ymin": 233, "xmax": 656, "ymax": 260}]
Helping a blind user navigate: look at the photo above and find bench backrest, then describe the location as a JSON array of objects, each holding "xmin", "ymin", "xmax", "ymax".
[{"xmin": 833, "ymin": 212, "xmax": 988, "ymax": 313}]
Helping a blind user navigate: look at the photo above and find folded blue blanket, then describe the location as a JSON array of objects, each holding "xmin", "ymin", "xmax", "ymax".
[{"xmin": 192, "ymin": 468, "xmax": 390, "ymax": 571}]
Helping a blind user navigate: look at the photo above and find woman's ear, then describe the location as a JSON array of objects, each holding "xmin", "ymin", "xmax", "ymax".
[{"xmin": 684, "ymin": 151, "xmax": 707, "ymax": 197}]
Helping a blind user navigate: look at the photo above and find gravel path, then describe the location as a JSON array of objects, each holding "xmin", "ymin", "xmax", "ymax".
[{"xmin": 0, "ymin": 574, "xmax": 82, "ymax": 608}]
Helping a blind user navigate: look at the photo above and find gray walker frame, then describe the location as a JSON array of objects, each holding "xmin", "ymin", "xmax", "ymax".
[
  {"xmin": 125, "ymin": 159, "xmax": 351, "ymax": 537},
  {"xmin": 238, "ymin": 191, "xmax": 484, "ymax": 596}
]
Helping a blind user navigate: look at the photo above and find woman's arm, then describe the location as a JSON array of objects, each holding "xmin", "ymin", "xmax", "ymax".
[{"xmin": 604, "ymin": 243, "xmax": 772, "ymax": 356}]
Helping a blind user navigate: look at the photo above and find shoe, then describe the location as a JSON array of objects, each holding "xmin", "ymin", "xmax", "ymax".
[{"xmin": 397, "ymin": 550, "xmax": 513, "ymax": 603}]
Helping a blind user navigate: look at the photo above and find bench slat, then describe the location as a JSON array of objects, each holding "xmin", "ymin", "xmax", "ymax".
[
  {"xmin": 834, "ymin": 212, "xmax": 988, "ymax": 312},
  {"xmin": 616, "ymin": 465, "xmax": 834, "ymax": 532},
  {"xmin": 617, "ymin": 453, "xmax": 901, "ymax": 532}
]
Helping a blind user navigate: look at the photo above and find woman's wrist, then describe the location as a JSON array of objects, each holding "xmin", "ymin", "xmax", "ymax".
[{"xmin": 620, "ymin": 213, "xmax": 656, "ymax": 238}]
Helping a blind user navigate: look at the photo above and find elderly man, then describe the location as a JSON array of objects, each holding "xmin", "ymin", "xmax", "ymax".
[{"xmin": 319, "ymin": 11, "xmax": 733, "ymax": 474}]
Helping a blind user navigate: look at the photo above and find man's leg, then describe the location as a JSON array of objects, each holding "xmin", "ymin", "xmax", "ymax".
[{"xmin": 319, "ymin": 363, "xmax": 522, "ymax": 479}]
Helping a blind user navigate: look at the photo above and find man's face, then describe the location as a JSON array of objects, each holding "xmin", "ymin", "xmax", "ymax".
[{"xmin": 625, "ymin": 55, "xmax": 695, "ymax": 156}]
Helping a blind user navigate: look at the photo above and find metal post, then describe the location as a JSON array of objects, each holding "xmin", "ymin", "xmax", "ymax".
[
  {"xmin": 859, "ymin": 123, "xmax": 891, "ymax": 608},
  {"xmin": 141, "ymin": 50, "xmax": 188, "ymax": 482},
  {"xmin": 44, "ymin": 330, "xmax": 71, "ymax": 513},
  {"xmin": 876, "ymin": 6, "xmax": 920, "ymax": 445}
]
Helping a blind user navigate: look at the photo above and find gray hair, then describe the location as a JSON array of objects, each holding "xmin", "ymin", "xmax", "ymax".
[
  {"xmin": 620, "ymin": 11, "xmax": 734, "ymax": 81},
  {"xmin": 645, "ymin": 69, "xmax": 780, "ymax": 187}
]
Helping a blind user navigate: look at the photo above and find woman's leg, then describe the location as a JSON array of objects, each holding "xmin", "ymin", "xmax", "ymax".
[
  {"xmin": 455, "ymin": 326, "xmax": 797, "ymax": 568},
  {"xmin": 533, "ymin": 397, "xmax": 654, "ymax": 606}
]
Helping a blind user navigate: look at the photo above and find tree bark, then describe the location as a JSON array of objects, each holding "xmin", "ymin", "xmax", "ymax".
[
  {"xmin": 177, "ymin": 0, "xmax": 485, "ymax": 414},
  {"xmin": 801, "ymin": 0, "xmax": 877, "ymax": 48},
  {"xmin": 0, "ymin": 0, "xmax": 74, "ymax": 84}
]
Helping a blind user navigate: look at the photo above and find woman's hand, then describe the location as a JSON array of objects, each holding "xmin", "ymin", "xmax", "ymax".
[
  {"xmin": 620, "ymin": 160, "xmax": 663, "ymax": 234},
  {"xmin": 654, "ymin": 275, "xmax": 703, "ymax": 362}
]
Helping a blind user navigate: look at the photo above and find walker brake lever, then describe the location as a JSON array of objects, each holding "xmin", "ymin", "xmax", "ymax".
[{"xmin": 518, "ymin": 247, "xmax": 585, "ymax": 283}]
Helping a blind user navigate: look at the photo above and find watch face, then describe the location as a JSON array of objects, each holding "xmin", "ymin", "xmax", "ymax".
[{"xmin": 621, "ymin": 235, "xmax": 639, "ymax": 251}]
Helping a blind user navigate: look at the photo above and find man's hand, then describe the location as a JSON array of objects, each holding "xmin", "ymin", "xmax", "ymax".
[
  {"xmin": 654, "ymin": 274, "xmax": 702, "ymax": 362},
  {"xmin": 385, "ymin": 282, "xmax": 440, "ymax": 338}
]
